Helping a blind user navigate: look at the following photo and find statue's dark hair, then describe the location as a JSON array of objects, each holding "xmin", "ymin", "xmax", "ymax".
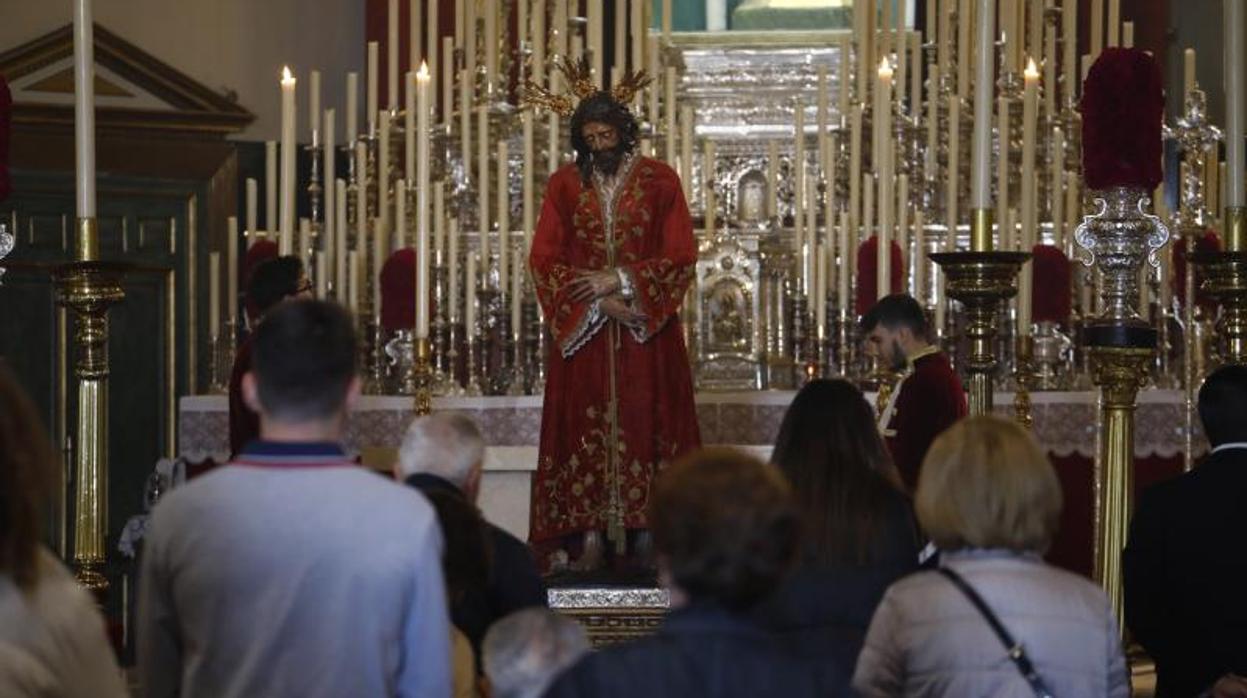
[{"xmin": 569, "ymin": 92, "xmax": 640, "ymax": 183}]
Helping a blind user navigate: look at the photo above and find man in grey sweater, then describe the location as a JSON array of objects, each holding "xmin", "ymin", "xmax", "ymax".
[{"xmin": 138, "ymin": 300, "xmax": 450, "ymax": 697}]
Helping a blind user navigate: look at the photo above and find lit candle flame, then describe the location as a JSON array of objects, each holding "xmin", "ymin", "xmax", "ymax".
[
  {"xmin": 417, "ymin": 61, "xmax": 430, "ymax": 81},
  {"xmin": 1024, "ymin": 57, "xmax": 1040, "ymax": 81},
  {"xmin": 878, "ymin": 57, "xmax": 893, "ymax": 80},
  {"xmin": 281, "ymin": 66, "xmax": 295, "ymax": 85}
]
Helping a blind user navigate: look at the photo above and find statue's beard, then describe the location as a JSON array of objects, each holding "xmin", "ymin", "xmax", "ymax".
[{"xmin": 590, "ymin": 141, "xmax": 631, "ymax": 176}]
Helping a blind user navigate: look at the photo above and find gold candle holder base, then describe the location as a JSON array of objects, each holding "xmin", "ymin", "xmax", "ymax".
[
  {"xmin": 53, "ymin": 259, "xmax": 127, "ymax": 595},
  {"xmin": 929, "ymin": 250, "xmax": 1030, "ymax": 416},
  {"xmin": 1088, "ymin": 344, "xmax": 1153, "ymax": 632},
  {"xmin": 1194, "ymin": 234, "xmax": 1247, "ymax": 365},
  {"xmin": 413, "ymin": 336, "xmax": 433, "ymax": 416}
]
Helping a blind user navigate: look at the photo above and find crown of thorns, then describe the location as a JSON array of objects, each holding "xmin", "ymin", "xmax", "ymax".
[{"xmin": 521, "ymin": 55, "xmax": 652, "ymax": 117}]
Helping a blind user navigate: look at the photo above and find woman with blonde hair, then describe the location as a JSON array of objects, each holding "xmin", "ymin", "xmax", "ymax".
[
  {"xmin": 853, "ymin": 415, "xmax": 1129, "ymax": 697},
  {"xmin": 0, "ymin": 362, "xmax": 127, "ymax": 696}
]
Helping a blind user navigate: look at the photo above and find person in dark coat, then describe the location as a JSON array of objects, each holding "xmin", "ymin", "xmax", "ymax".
[
  {"xmin": 396, "ymin": 413, "xmax": 546, "ymax": 662},
  {"xmin": 753, "ymin": 379, "xmax": 919, "ymax": 694},
  {"xmin": 1124, "ymin": 364, "xmax": 1247, "ymax": 698},
  {"xmin": 861, "ymin": 294, "xmax": 967, "ymax": 491},
  {"xmin": 545, "ymin": 448, "xmax": 831, "ymax": 698}
]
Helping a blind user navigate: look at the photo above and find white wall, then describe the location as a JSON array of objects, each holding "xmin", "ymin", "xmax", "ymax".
[{"xmin": 0, "ymin": 0, "xmax": 365, "ymax": 142}]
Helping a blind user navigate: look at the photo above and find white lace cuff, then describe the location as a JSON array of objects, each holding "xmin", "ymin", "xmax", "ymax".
[{"xmin": 560, "ymin": 299, "xmax": 607, "ymax": 358}]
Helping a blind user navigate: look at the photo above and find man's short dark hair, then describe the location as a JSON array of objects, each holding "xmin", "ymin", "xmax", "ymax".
[
  {"xmin": 1198, "ymin": 365, "xmax": 1247, "ymax": 447},
  {"xmin": 252, "ymin": 300, "xmax": 357, "ymax": 422},
  {"xmin": 247, "ymin": 256, "xmax": 304, "ymax": 319},
  {"xmin": 860, "ymin": 293, "xmax": 928, "ymax": 338},
  {"xmin": 650, "ymin": 448, "xmax": 800, "ymax": 610}
]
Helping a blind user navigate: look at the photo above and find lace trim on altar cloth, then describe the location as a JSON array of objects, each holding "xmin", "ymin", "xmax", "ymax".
[{"xmin": 560, "ymin": 298, "xmax": 607, "ymax": 358}]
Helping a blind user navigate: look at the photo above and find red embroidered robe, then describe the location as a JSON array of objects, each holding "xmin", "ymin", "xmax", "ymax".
[{"xmin": 528, "ymin": 155, "xmax": 702, "ymax": 544}]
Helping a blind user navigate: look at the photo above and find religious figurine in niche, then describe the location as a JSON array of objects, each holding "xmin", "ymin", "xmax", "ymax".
[
  {"xmin": 709, "ymin": 280, "xmax": 748, "ymax": 350},
  {"xmin": 737, "ymin": 170, "xmax": 768, "ymax": 223},
  {"xmin": 524, "ymin": 58, "xmax": 702, "ymax": 572}
]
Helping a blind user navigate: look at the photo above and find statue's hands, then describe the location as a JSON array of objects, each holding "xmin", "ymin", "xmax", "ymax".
[
  {"xmin": 600, "ymin": 296, "xmax": 647, "ymax": 329},
  {"xmin": 568, "ymin": 269, "xmax": 621, "ymax": 302}
]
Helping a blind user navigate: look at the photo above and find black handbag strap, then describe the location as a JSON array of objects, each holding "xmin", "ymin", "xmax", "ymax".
[{"xmin": 938, "ymin": 567, "xmax": 1055, "ymax": 698}]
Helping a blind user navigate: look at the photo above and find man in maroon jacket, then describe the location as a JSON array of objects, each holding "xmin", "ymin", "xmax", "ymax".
[{"xmin": 862, "ymin": 294, "xmax": 967, "ymax": 491}]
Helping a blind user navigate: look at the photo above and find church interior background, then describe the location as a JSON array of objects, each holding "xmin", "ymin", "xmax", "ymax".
[{"xmin": 0, "ymin": 0, "xmax": 1243, "ymax": 682}]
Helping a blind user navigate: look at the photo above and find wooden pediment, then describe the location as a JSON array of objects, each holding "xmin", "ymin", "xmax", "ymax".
[{"xmin": 0, "ymin": 24, "xmax": 253, "ymax": 136}]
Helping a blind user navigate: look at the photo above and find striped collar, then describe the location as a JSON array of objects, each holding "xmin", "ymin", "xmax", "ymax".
[{"xmin": 232, "ymin": 440, "xmax": 352, "ymax": 468}]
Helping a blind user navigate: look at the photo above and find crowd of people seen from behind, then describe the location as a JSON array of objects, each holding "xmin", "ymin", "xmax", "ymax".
[{"xmin": 1, "ymin": 290, "xmax": 1245, "ymax": 696}]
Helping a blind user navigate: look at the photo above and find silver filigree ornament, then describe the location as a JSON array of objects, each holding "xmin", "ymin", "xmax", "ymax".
[
  {"xmin": 0, "ymin": 223, "xmax": 13, "ymax": 285},
  {"xmin": 1073, "ymin": 187, "xmax": 1171, "ymax": 325}
]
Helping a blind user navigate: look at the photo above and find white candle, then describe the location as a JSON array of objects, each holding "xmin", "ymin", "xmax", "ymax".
[
  {"xmin": 534, "ymin": 0, "xmax": 547, "ymax": 85},
  {"xmin": 614, "ymin": 0, "xmax": 626, "ymax": 75},
  {"xmin": 512, "ymin": 241, "xmax": 523, "ymax": 339},
  {"xmin": 464, "ymin": 0, "xmax": 477, "ymax": 80},
  {"xmin": 662, "ymin": 0, "xmax": 672, "ymax": 40},
  {"xmin": 1184, "ymin": 47, "xmax": 1197, "ymax": 95},
  {"xmin": 588, "ymin": 0, "xmax": 605, "ymax": 89},
  {"xmin": 245, "ymin": 178, "xmax": 258, "ymax": 234},
  {"xmin": 367, "ymin": 41, "xmax": 380, "ymax": 135},
  {"xmin": 766, "ymin": 140, "xmax": 778, "ymax": 219},
  {"xmin": 897, "ymin": 173, "xmax": 909, "ymax": 289},
  {"xmin": 523, "ymin": 111, "xmax": 535, "ymax": 250},
  {"xmin": 910, "ymin": 32, "xmax": 922, "ymax": 115},
  {"xmin": 336, "ymin": 178, "xmax": 348, "ymax": 298},
  {"xmin": 449, "ymin": 217, "xmax": 460, "ymax": 321},
  {"xmin": 478, "ymin": 107, "xmax": 491, "ymax": 269},
  {"xmin": 816, "ymin": 241, "xmax": 827, "ymax": 338},
  {"xmin": 373, "ymin": 218, "xmax": 386, "ymax": 320},
  {"xmin": 1021, "ymin": 59, "xmax": 1039, "ymax": 258},
  {"xmin": 315, "ymin": 250, "xmax": 328, "ymax": 300},
  {"xmin": 913, "ymin": 210, "xmax": 926, "ymax": 304},
  {"xmin": 209, "ymin": 252, "xmax": 220, "ymax": 334},
  {"xmin": 299, "ymin": 218, "xmax": 311, "ymax": 268},
  {"xmin": 1018, "ymin": 213, "xmax": 1033, "ymax": 335},
  {"xmin": 849, "ymin": 104, "xmax": 863, "ymax": 238},
  {"xmin": 356, "ymin": 142, "xmax": 368, "ymax": 241},
  {"xmin": 265, "ymin": 141, "xmax": 277, "ymax": 232},
  {"xmin": 395, "ymin": 179, "xmax": 407, "ymax": 249},
  {"xmin": 416, "ymin": 63, "xmax": 431, "ymax": 339},
  {"xmin": 794, "ymin": 100, "xmax": 806, "ymax": 255},
  {"xmin": 460, "ymin": 69, "xmax": 472, "ymax": 180},
  {"xmin": 632, "ymin": 0, "xmax": 646, "ymax": 75},
  {"xmin": 442, "ymin": 37, "xmax": 454, "ymax": 120},
  {"xmin": 838, "ymin": 36, "xmax": 850, "ymax": 116},
  {"xmin": 947, "ymin": 95, "xmax": 961, "ymax": 249},
  {"xmin": 348, "ymin": 250, "xmax": 360, "ymax": 316},
  {"xmin": 1051, "ymin": 128, "xmax": 1065, "ymax": 250},
  {"xmin": 485, "ymin": 0, "xmax": 498, "ymax": 94},
  {"xmin": 1227, "ymin": 0, "xmax": 1245, "ymax": 209},
  {"xmin": 1091, "ymin": 0, "xmax": 1104, "ymax": 61},
  {"xmin": 427, "ymin": 0, "xmax": 439, "ymax": 90},
  {"xmin": 310, "ymin": 70, "xmax": 321, "ymax": 144},
  {"xmin": 817, "ymin": 67, "xmax": 829, "ymax": 168},
  {"xmin": 665, "ymin": 67, "xmax": 678, "ymax": 165},
  {"xmin": 969, "ymin": 0, "xmax": 994, "ymax": 216},
  {"xmin": 957, "ymin": 0, "xmax": 971, "ymax": 100},
  {"xmin": 863, "ymin": 174, "xmax": 875, "ymax": 293},
  {"xmin": 73, "ymin": 0, "xmax": 96, "ymax": 224},
  {"xmin": 346, "ymin": 72, "xmax": 359, "ymax": 142},
  {"xmin": 548, "ymin": 112, "xmax": 561, "ymax": 174},
  {"xmin": 378, "ymin": 110, "xmax": 391, "ymax": 234},
  {"xmin": 805, "ymin": 177, "xmax": 816, "ymax": 297},
  {"xmin": 279, "ymin": 67, "xmax": 297, "ymax": 255},
  {"xmin": 1063, "ymin": 0, "xmax": 1076, "ymax": 106},
  {"xmin": 226, "ymin": 217, "xmax": 238, "ymax": 325},
  {"xmin": 877, "ymin": 59, "xmax": 894, "ymax": 300},
  {"xmin": 997, "ymin": 95, "xmax": 1010, "ymax": 246},
  {"xmin": 838, "ymin": 211, "xmax": 851, "ymax": 308},
  {"xmin": 387, "ymin": 0, "xmax": 399, "ymax": 110},
  {"xmin": 680, "ymin": 106, "xmax": 694, "ymax": 200},
  {"xmin": 648, "ymin": 34, "xmax": 660, "ymax": 128},
  {"xmin": 498, "ymin": 139, "xmax": 510, "ymax": 298},
  {"xmin": 410, "ymin": 0, "xmax": 423, "ymax": 72},
  {"xmin": 1107, "ymin": 0, "xmax": 1120, "ymax": 47},
  {"xmin": 434, "ymin": 183, "xmax": 445, "ymax": 258},
  {"xmin": 323, "ymin": 109, "xmax": 336, "ymax": 276},
  {"xmin": 1044, "ymin": 4, "xmax": 1057, "ymax": 119}
]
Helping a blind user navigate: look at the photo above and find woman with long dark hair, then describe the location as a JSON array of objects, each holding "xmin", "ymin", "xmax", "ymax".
[
  {"xmin": 755, "ymin": 378, "xmax": 920, "ymax": 695},
  {"xmin": 0, "ymin": 363, "xmax": 126, "ymax": 696}
]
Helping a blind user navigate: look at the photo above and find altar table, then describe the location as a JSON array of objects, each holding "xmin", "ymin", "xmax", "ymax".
[{"xmin": 178, "ymin": 389, "xmax": 1205, "ymax": 578}]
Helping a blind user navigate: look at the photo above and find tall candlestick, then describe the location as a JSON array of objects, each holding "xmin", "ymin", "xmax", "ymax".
[
  {"xmin": 969, "ymin": 0, "xmax": 994, "ymax": 216},
  {"xmin": 74, "ymin": 0, "xmax": 96, "ymax": 227},
  {"xmin": 245, "ymin": 178, "xmax": 258, "ymax": 235},
  {"xmin": 825, "ymin": 134, "xmax": 837, "ymax": 254},
  {"xmin": 336, "ymin": 178, "xmax": 348, "ymax": 298},
  {"xmin": 279, "ymin": 67, "xmax": 297, "ymax": 255},
  {"xmin": 209, "ymin": 252, "xmax": 220, "ymax": 334},
  {"xmin": 309, "ymin": 70, "xmax": 321, "ymax": 145},
  {"xmin": 346, "ymin": 72, "xmax": 359, "ymax": 141},
  {"xmin": 416, "ymin": 63, "xmax": 431, "ymax": 339},
  {"xmin": 478, "ymin": 107, "xmax": 491, "ymax": 271},
  {"xmin": 523, "ymin": 111, "xmax": 535, "ymax": 250},
  {"xmin": 387, "ymin": 0, "xmax": 399, "ymax": 110},
  {"xmin": 816, "ymin": 240, "xmax": 827, "ymax": 338},
  {"xmin": 367, "ymin": 42, "xmax": 379, "ymax": 135},
  {"xmin": 1227, "ymin": 0, "xmax": 1246, "ymax": 212},
  {"xmin": 226, "ymin": 218, "xmax": 238, "ymax": 324},
  {"xmin": 265, "ymin": 140, "xmax": 277, "ymax": 232},
  {"xmin": 498, "ymin": 139, "xmax": 511, "ymax": 298},
  {"xmin": 817, "ymin": 68, "xmax": 829, "ymax": 168},
  {"xmin": 1043, "ymin": 4, "xmax": 1056, "ymax": 118},
  {"xmin": 1021, "ymin": 59, "xmax": 1039, "ymax": 258}
]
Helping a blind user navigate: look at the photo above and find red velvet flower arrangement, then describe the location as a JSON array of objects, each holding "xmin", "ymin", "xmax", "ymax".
[
  {"xmin": 1031, "ymin": 244, "xmax": 1072, "ymax": 323},
  {"xmin": 0, "ymin": 74, "xmax": 11, "ymax": 202},
  {"xmin": 380, "ymin": 247, "xmax": 417, "ymax": 332},
  {"xmin": 1172, "ymin": 228, "xmax": 1222, "ymax": 310},
  {"xmin": 854, "ymin": 236, "xmax": 904, "ymax": 316},
  {"xmin": 1079, "ymin": 48, "xmax": 1164, "ymax": 192}
]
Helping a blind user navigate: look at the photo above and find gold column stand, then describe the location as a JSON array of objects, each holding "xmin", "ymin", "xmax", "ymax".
[
  {"xmin": 929, "ymin": 249, "xmax": 1030, "ymax": 416},
  {"xmin": 1193, "ymin": 209, "xmax": 1247, "ymax": 364},
  {"xmin": 1088, "ymin": 344, "xmax": 1152, "ymax": 631},
  {"xmin": 53, "ymin": 257, "xmax": 126, "ymax": 596},
  {"xmin": 413, "ymin": 336, "xmax": 433, "ymax": 416}
]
